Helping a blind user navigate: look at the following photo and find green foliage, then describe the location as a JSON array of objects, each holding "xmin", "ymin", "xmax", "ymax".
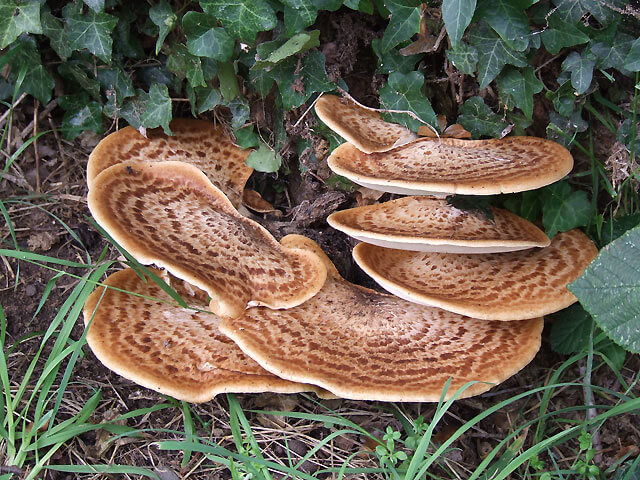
[
  {"xmin": 570, "ymin": 226, "xmax": 640, "ymax": 353},
  {"xmin": 245, "ymin": 142, "xmax": 283, "ymax": 173},
  {"xmin": 379, "ymin": 71, "xmax": 437, "ymax": 130},
  {"xmin": 442, "ymin": 0, "xmax": 476, "ymax": 48},
  {"xmin": 541, "ymin": 182, "xmax": 592, "ymax": 238}
]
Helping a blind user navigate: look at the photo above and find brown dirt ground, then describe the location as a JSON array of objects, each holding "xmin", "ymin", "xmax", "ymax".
[{"xmin": 1, "ymin": 8, "xmax": 640, "ymax": 480}]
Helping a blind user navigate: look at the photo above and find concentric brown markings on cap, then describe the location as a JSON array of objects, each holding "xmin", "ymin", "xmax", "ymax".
[
  {"xmin": 327, "ymin": 136, "xmax": 574, "ymax": 195},
  {"xmin": 219, "ymin": 234, "xmax": 544, "ymax": 402},
  {"xmin": 328, "ymin": 196, "xmax": 550, "ymax": 253},
  {"xmin": 314, "ymin": 95, "xmax": 417, "ymax": 154},
  {"xmin": 353, "ymin": 229, "xmax": 598, "ymax": 321},
  {"xmin": 83, "ymin": 268, "xmax": 330, "ymax": 402},
  {"xmin": 88, "ymin": 161, "xmax": 327, "ymax": 318},
  {"xmin": 87, "ymin": 119, "xmax": 253, "ymax": 208}
]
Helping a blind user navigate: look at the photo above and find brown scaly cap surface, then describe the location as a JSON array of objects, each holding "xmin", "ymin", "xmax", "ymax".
[
  {"xmin": 87, "ymin": 119, "xmax": 252, "ymax": 208},
  {"xmin": 353, "ymin": 229, "xmax": 598, "ymax": 321},
  {"xmin": 88, "ymin": 161, "xmax": 327, "ymax": 318},
  {"xmin": 327, "ymin": 136, "xmax": 573, "ymax": 195},
  {"xmin": 83, "ymin": 269, "xmax": 330, "ymax": 402},
  {"xmin": 219, "ymin": 234, "xmax": 544, "ymax": 402},
  {"xmin": 314, "ymin": 95, "xmax": 417, "ymax": 153},
  {"xmin": 327, "ymin": 196, "xmax": 550, "ymax": 253}
]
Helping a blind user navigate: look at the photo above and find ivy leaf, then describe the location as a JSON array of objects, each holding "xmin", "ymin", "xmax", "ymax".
[
  {"xmin": 552, "ymin": 0, "xmax": 587, "ymax": 23},
  {"xmin": 496, "ymin": 66, "xmax": 543, "ymax": 120},
  {"xmin": 59, "ymin": 93, "xmax": 103, "ymax": 140},
  {"xmin": 446, "ymin": 43, "xmax": 478, "ymax": 75},
  {"xmin": 552, "ymin": 0, "xmax": 617, "ymax": 25},
  {"xmin": 182, "ymin": 11, "xmax": 234, "ymax": 61},
  {"xmin": 253, "ymin": 31, "xmax": 320, "ymax": 69},
  {"xmin": 246, "ymin": 142, "xmax": 282, "ymax": 172},
  {"xmin": 117, "ymin": 90, "xmax": 146, "ymax": 129},
  {"xmin": 457, "ymin": 96, "xmax": 508, "ymax": 138},
  {"xmin": 475, "ymin": 0, "xmax": 530, "ymax": 51},
  {"xmin": 547, "ymin": 110, "xmax": 588, "ymax": 146},
  {"xmin": 344, "ymin": 0, "xmax": 374, "ymax": 14},
  {"xmin": 468, "ymin": 22, "xmax": 527, "ymax": 89},
  {"xmin": 541, "ymin": 181, "xmax": 592, "ymax": 238},
  {"xmin": 590, "ymin": 34, "xmax": 634, "ymax": 73},
  {"xmin": 58, "ymin": 63, "xmax": 101, "ymax": 101},
  {"xmin": 97, "ymin": 67, "xmax": 135, "ymax": 100},
  {"xmin": 372, "ymin": 38, "xmax": 421, "ymax": 74},
  {"xmin": 82, "ymin": 0, "xmax": 104, "ymax": 13},
  {"xmin": 313, "ymin": 0, "xmax": 343, "ymax": 11},
  {"xmin": 192, "ymin": 86, "xmax": 221, "ymax": 114},
  {"xmin": 0, "ymin": 0, "xmax": 42, "ymax": 49},
  {"xmin": 234, "ymin": 125, "xmax": 260, "ymax": 148},
  {"xmin": 282, "ymin": 0, "xmax": 318, "ymax": 37},
  {"xmin": 540, "ymin": 13, "xmax": 589, "ymax": 55},
  {"xmin": 442, "ymin": 0, "xmax": 476, "ymax": 48},
  {"xmin": 200, "ymin": 0, "xmax": 277, "ymax": 43},
  {"xmin": 380, "ymin": 0, "xmax": 421, "ymax": 53},
  {"xmin": 0, "ymin": 38, "xmax": 54, "ymax": 104},
  {"xmin": 218, "ymin": 60, "xmax": 239, "ymax": 101},
  {"xmin": 624, "ymin": 37, "xmax": 640, "ymax": 72},
  {"xmin": 379, "ymin": 71, "xmax": 437, "ymax": 131},
  {"xmin": 550, "ymin": 304, "xmax": 593, "ymax": 354},
  {"xmin": 41, "ymin": 8, "xmax": 73, "ymax": 60},
  {"xmin": 502, "ymin": 190, "xmax": 542, "ymax": 222},
  {"xmin": 226, "ymin": 96, "xmax": 250, "ymax": 129},
  {"xmin": 140, "ymin": 84, "xmax": 172, "ymax": 135},
  {"xmin": 149, "ymin": 0, "xmax": 177, "ymax": 55},
  {"xmin": 569, "ymin": 225, "xmax": 640, "ymax": 353},
  {"xmin": 270, "ymin": 51, "xmax": 334, "ymax": 110},
  {"xmin": 562, "ymin": 50, "xmax": 596, "ymax": 95},
  {"xmin": 300, "ymin": 50, "xmax": 335, "ymax": 95},
  {"xmin": 167, "ymin": 44, "xmax": 206, "ymax": 88},
  {"xmin": 546, "ymin": 81, "xmax": 575, "ymax": 118},
  {"xmin": 64, "ymin": 4, "xmax": 118, "ymax": 63}
]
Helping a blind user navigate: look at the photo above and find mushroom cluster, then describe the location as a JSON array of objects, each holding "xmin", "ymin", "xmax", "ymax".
[{"xmin": 83, "ymin": 107, "xmax": 596, "ymax": 403}]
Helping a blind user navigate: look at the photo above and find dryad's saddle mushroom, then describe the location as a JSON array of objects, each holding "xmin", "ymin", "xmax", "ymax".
[
  {"xmin": 220, "ymin": 235, "xmax": 544, "ymax": 402},
  {"xmin": 328, "ymin": 196, "xmax": 550, "ymax": 253},
  {"xmin": 327, "ymin": 137, "xmax": 573, "ymax": 195},
  {"xmin": 314, "ymin": 94, "xmax": 418, "ymax": 153},
  {"xmin": 84, "ymin": 268, "xmax": 330, "ymax": 402},
  {"xmin": 353, "ymin": 229, "xmax": 598, "ymax": 321},
  {"xmin": 87, "ymin": 119, "xmax": 252, "ymax": 208},
  {"xmin": 88, "ymin": 161, "xmax": 326, "ymax": 318}
]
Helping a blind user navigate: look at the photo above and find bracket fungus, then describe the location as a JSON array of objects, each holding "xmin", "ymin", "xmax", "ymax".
[
  {"xmin": 327, "ymin": 136, "xmax": 573, "ymax": 195},
  {"xmin": 314, "ymin": 94, "xmax": 418, "ymax": 153},
  {"xmin": 87, "ymin": 119, "xmax": 252, "ymax": 208},
  {"xmin": 220, "ymin": 235, "xmax": 544, "ymax": 402},
  {"xmin": 353, "ymin": 229, "xmax": 598, "ymax": 321},
  {"xmin": 328, "ymin": 196, "xmax": 550, "ymax": 253},
  {"xmin": 88, "ymin": 161, "xmax": 326, "ymax": 318},
  {"xmin": 83, "ymin": 268, "xmax": 331, "ymax": 402}
]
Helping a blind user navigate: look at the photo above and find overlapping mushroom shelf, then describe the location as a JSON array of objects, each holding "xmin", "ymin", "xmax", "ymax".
[
  {"xmin": 316, "ymin": 94, "xmax": 597, "ymax": 322},
  {"xmin": 83, "ymin": 115, "xmax": 597, "ymax": 403}
]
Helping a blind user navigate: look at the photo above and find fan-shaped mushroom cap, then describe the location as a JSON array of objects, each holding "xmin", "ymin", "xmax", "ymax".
[
  {"xmin": 83, "ymin": 268, "xmax": 331, "ymax": 402},
  {"xmin": 327, "ymin": 196, "xmax": 550, "ymax": 253},
  {"xmin": 353, "ymin": 229, "xmax": 598, "ymax": 321},
  {"xmin": 219, "ymin": 234, "xmax": 544, "ymax": 402},
  {"xmin": 87, "ymin": 119, "xmax": 252, "ymax": 208},
  {"xmin": 88, "ymin": 161, "xmax": 326, "ymax": 318},
  {"xmin": 328, "ymin": 136, "xmax": 573, "ymax": 195},
  {"xmin": 314, "ymin": 95, "xmax": 418, "ymax": 153}
]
